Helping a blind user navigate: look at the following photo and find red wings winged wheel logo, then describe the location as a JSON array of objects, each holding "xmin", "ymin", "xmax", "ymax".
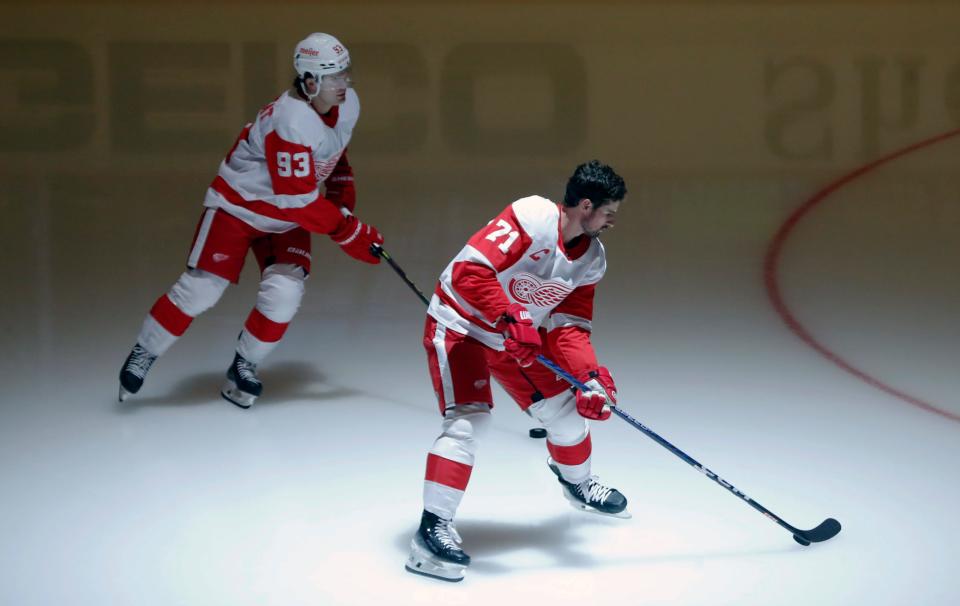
[{"xmin": 508, "ymin": 273, "xmax": 573, "ymax": 307}]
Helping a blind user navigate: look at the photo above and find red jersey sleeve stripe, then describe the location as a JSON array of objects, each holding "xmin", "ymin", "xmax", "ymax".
[
  {"xmin": 551, "ymin": 283, "xmax": 595, "ymax": 320},
  {"xmin": 450, "ymin": 261, "xmax": 511, "ymax": 324},
  {"xmin": 211, "ymin": 176, "xmax": 343, "ymax": 234},
  {"xmin": 435, "ymin": 285, "xmax": 500, "ymax": 334}
]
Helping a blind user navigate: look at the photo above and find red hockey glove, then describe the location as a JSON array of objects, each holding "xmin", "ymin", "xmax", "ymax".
[
  {"xmin": 575, "ymin": 367, "xmax": 617, "ymax": 421},
  {"xmin": 499, "ymin": 303, "xmax": 541, "ymax": 367},
  {"xmin": 330, "ymin": 215, "xmax": 383, "ymax": 265}
]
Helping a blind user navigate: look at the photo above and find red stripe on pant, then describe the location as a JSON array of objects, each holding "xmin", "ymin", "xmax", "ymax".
[
  {"xmin": 244, "ymin": 308, "xmax": 289, "ymax": 342},
  {"xmin": 547, "ymin": 432, "xmax": 592, "ymax": 466},
  {"xmin": 150, "ymin": 295, "xmax": 193, "ymax": 337},
  {"xmin": 425, "ymin": 453, "xmax": 473, "ymax": 490}
]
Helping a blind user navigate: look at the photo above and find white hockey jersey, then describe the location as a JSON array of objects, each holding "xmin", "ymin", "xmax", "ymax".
[
  {"xmin": 428, "ymin": 195, "xmax": 606, "ymax": 351},
  {"xmin": 203, "ymin": 89, "xmax": 360, "ymax": 234}
]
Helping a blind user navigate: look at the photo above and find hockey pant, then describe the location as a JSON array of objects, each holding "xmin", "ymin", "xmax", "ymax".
[
  {"xmin": 422, "ymin": 391, "xmax": 592, "ymax": 520},
  {"xmin": 136, "ymin": 263, "xmax": 306, "ymax": 364}
]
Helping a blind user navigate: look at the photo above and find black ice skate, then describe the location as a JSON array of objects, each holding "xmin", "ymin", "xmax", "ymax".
[
  {"xmin": 220, "ymin": 352, "xmax": 262, "ymax": 409},
  {"xmin": 405, "ymin": 510, "xmax": 470, "ymax": 582},
  {"xmin": 548, "ymin": 458, "xmax": 630, "ymax": 519},
  {"xmin": 118, "ymin": 343, "xmax": 157, "ymax": 402}
]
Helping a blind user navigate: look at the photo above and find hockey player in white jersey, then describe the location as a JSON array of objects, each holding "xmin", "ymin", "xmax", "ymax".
[
  {"xmin": 406, "ymin": 161, "xmax": 629, "ymax": 581},
  {"xmin": 118, "ymin": 33, "xmax": 384, "ymax": 408}
]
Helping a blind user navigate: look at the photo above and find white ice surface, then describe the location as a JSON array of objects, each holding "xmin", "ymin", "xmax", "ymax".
[{"xmin": 3, "ymin": 188, "xmax": 959, "ymax": 605}]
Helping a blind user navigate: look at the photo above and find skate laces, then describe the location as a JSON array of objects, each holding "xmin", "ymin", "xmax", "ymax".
[
  {"xmin": 577, "ymin": 476, "xmax": 614, "ymax": 504},
  {"xmin": 433, "ymin": 518, "xmax": 463, "ymax": 550},
  {"xmin": 125, "ymin": 345, "xmax": 156, "ymax": 378},
  {"xmin": 448, "ymin": 521, "xmax": 463, "ymax": 545},
  {"xmin": 235, "ymin": 357, "xmax": 260, "ymax": 383}
]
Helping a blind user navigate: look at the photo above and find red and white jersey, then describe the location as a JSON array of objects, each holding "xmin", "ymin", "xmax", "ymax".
[
  {"xmin": 429, "ymin": 195, "xmax": 606, "ymax": 351},
  {"xmin": 203, "ymin": 89, "xmax": 360, "ymax": 234}
]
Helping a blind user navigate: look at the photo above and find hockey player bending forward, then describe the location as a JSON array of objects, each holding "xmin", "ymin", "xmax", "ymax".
[
  {"xmin": 406, "ymin": 161, "xmax": 629, "ymax": 582},
  {"xmin": 118, "ymin": 33, "xmax": 384, "ymax": 408}
]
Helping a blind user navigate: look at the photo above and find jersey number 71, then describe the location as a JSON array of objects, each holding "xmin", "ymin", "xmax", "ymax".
[{"xmin": 485, "ymin": 219, "xmax": 520, "ymax": 253}]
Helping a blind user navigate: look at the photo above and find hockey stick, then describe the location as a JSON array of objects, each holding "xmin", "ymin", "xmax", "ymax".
[
  {"xmin": 371, "ymin": 244, "xmax": 430, "ymax": 306},
  {"xmin": 372, "ymin": 244, "xmax": 841, "ymax": 546},
  {"xmin": 533, "ymin": 355, "xmax": 841, "ymax": 546}
]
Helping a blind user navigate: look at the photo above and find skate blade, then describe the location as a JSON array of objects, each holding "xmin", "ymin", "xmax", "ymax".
[
  {"xmin": 118, "ymin": 386, "xmax": 132, "ymax": 402},
  {"xmin": 221, "ymin": 380, "xmax": 256, "ymax": 409},
  {"xmin": 405, "ymin": 538, "xmax": 466, "ymax": 582},
  {"xmin": 562, "ymin": 490, "xmax": 632, "ymax": 519}
]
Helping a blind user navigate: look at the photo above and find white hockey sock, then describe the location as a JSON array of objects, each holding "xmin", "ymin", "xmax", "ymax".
[
  {"xmin": 138, "ymin": 269, "xmax": 229, "ymax": 356},
  {"xmin": 236, "ymin": 264, "xmax": 305, "ymax": 364},
  {"xmin": 423, "ymin": 404, "xmax": 491, "ymax": 520},
  {"xmin": 529, "ymin": 391, "xmax": 592, "ymax": 483}
]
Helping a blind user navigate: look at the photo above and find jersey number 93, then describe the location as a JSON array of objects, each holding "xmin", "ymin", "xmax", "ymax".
[{"xmin": 276, "ymin": 151, "xmax": 311, "ymax": 178}]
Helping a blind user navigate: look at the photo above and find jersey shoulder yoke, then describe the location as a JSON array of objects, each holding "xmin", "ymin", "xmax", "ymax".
[{"xmin": 271, "ymin": 93, "xmax": 326, "ymax": 146}]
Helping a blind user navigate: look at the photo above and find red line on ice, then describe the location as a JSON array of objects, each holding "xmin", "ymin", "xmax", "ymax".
[{"xmin": 763, "ymin": 128, "xmax": 960, "ymax": 424}]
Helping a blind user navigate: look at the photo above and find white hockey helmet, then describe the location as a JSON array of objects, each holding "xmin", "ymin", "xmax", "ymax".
[{"xmin": 294, "ymin": 33, "xmax": 351, "ymax": 85}]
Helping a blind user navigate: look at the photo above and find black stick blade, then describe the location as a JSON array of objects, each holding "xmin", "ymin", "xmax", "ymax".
[{"xmin": 793, "ymin": 518, "xmax": 841, "ymax": 546}]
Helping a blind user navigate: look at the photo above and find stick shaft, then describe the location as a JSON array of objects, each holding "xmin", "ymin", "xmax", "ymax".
[{"xmin": 373, "ymin": 245, "xmax": 430, "ymax": 306}]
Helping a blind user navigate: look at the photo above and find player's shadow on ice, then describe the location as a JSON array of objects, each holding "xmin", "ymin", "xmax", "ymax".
[
  {"xmin": 113, "ymin": 361, "xmax": 356, "ymax": 413},
  {"xmin": 396, "ymin": 515, "xmax": 613, "ymax": 574},
  {"xmin": 396, "ymin": 515, "xmax": 802, "ymax": 576}
]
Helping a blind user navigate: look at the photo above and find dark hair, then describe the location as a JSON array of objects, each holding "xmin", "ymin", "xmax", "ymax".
[
  {"xmin": 562, "ymin": 160, "xmax": 627, "ymax": 208},
  {"xmin": 293, "ymin": 73, "xmax": 313, "ymax": 100}
]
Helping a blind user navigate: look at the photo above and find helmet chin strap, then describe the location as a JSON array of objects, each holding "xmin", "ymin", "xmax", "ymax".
[{"xmin": 297, "ymin": 74, "xmax": 321, "ymax": 101}]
